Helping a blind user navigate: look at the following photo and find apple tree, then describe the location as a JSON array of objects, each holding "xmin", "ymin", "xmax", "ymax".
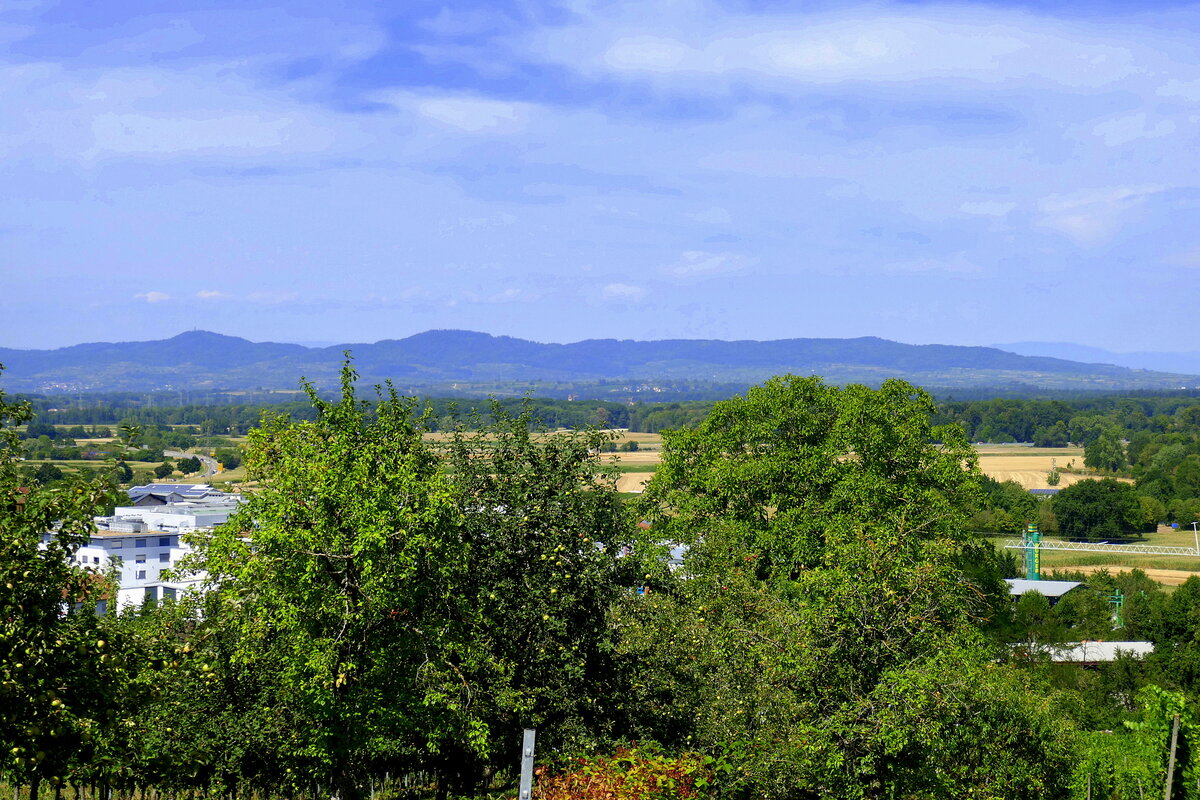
[
  {"xmin": 191, "ymin": 363, "xmax": 472, "ymax": 800},
  {"xmin": 438, "ymin": 403, "xmax": 641, "ymax": 792},
  {"xmin": 0, "ymin": 371, "xmax": 128, "ymax": 799}
]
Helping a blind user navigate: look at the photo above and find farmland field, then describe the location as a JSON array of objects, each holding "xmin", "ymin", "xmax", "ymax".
[
  {"xmin": 600, "ymin": 439, "xmax": 1107, "ymax": 493},
  {"xmin": 973, "ymin": 444, "xmax": 1113, "ymax": 490}
]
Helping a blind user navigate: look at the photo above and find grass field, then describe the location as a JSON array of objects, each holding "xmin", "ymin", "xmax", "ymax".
[{"xmin": 989, "ymin": 525, "xmax": 1200, "ymax": 586}]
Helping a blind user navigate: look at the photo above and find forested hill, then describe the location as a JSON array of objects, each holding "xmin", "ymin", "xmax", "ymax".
[{"xmin": 1, "ymin": 329, "xmax": 1197, "ymax": 395}]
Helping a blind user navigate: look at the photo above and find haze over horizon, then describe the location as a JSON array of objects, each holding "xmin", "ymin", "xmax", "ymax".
[{"xmin": 4, "ymin": 1, "xmax": 1200, "ymax": 352}]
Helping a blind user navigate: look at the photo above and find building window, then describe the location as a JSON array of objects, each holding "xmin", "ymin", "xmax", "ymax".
[
  {"xmin": 159, "ymin": 553, "xmax": 170, "ymax": 563},
  {"xmin": 111, "ymin": 540, "xmax": 123, "ymax": 549},
  {"xmin": 159, "ymin": 537, "xmax": 171, "ymax": 547},
  {"xmin": 136, "ymin": 570, "xmax": 146, "ymax": 580},
  {"xmin": 93, "ymin": 556, "xmax": 100, "ymax": 564},
  {"xmin": 136, "ymin": 555, "xmax": 146, "ymax": 564},
  {"xmin": 135, "ymin": 539, "xmax": 146, "ymax": 548}
]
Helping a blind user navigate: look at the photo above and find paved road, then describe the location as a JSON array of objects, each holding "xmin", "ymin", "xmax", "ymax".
[{"xmin": 164, "ymin": 450, "xmax": 220, "ymax": 477}]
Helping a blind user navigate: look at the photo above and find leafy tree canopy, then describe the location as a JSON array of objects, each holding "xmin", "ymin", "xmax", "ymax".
[
  {"xmin": 1053, "ymin": 478, "xmax": 1147, "ymax": 541},
  {"xmin": 639, "ymin": 375, "xmax": 984, "ymax": 585},
  {"xmin": 0, "ymin": 369, "xmax": 126, "ymax": 797},
  {"xmin": 192, "ymin": 364, "xmax": 470, "ymax": 799},
  {"xmin": 623, "ymin": 376, "xmax": 1069, "ymax": 797}
]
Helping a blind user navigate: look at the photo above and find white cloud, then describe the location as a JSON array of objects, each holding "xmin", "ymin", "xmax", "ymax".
[
  {"xmin": 960, "ymin": 200, "xmax": 1017, "ymax": 217},
  {"xmin": 485, "ymin": 287, "xmax": 523, "ymax": 303},
  {"xmin": 134, "ymin": 291, "xmax": 170, "ymax": 303},
  {"xmin": 883, "ymin": 256, "xmax": 984, "ymax": 275},
  {"xmin": 603, "ymin": 36, "xmax": 692, "ymax": 71},
  {"xmin": 412, "ymin": 96, "xmax": 531, "ymax": 133},
  {"xmin": 536, "ymin": 5, "xmax": 1149, "ymax": 89},
  {"xmin": 690, "ymin": 206, "xmax": 732, "ymax": 224},
  {"xmin": 0, "ymin": 63, "xmax": 351, "ymax": 162},
  {"xmin": 1037, "ymin": 185, "xmax": 1163, "ymax": 245},
  {"xmin": 1091, "ymin": 113, "xmax": 1176, "ymax": 147},
  {"xmin": 196, "ymin": 289, "xmax": 225, "ymax": 299},
  {"xmin": 601, "ymin": 283, "xmax": 646, "ymax": 301},
  {"xmin": 88, "ymin": 112, "xmax": 310, "ymax": 157},
  {"xmin": 246, "ymin": 291, "xmax": 299, "ymax": 305},
  {"xmin": 1158, "ymin": 78, "xmax": 1200, "ymax": 102},
  {"xmin": 663, "ymin": 250, "xmax": 748, "ymax": 278},
  {"xmin": 1165, "ymin": 249, "xmax": 1200, "ymax": 268}
]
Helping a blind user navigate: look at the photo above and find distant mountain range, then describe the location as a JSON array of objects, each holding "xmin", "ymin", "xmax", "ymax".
[
  {"xmin": 994, "ymin": 342, "xmax": 1200, "ymax": 376},
  {"xmin": 1, "ymin": 330, "xmax": 1198, "ymax": 397}
]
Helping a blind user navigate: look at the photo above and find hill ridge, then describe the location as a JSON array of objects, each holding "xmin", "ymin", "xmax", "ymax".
[{"xmin": 1, "ymin": 329, "xmax": 1196, "ymax": 395}]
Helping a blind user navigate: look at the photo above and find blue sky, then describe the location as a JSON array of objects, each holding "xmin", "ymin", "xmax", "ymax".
[{"xmin": 3, "ymin": 0, "xmax": 1200, "ymax": 351}]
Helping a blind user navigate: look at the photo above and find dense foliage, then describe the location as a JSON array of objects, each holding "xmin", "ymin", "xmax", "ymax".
[{"xmin": 9, "ymin": 368, "xmax": 1200, "ymax": 799}]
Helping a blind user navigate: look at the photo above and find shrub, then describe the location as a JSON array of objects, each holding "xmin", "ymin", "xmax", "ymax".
[{"xmin": 535, "ymin": 745, "xmax": 714, "ymax": 800}]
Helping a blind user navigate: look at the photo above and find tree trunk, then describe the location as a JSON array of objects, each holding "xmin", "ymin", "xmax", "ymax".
[{"xmin": 333, "ymin": 773, "xmax": 362, "ymax": 800}]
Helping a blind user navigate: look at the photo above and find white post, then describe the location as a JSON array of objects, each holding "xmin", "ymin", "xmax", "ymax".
[
  {"xmin": 1191, "ymin": 522, "xmax": 1198, "ymax": 556},
  {"xmin": 519, "ymin": 728, "xmax": 537, "ymax": 800}
]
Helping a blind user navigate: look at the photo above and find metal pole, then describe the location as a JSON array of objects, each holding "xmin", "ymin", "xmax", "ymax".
[
  {"xmin": 518, "ymin": 728, "xmax": 537, "ymax": 800},
  {"xmin": 1164, "ymin": 713, "xmax": 1180, "ymax": 800}
]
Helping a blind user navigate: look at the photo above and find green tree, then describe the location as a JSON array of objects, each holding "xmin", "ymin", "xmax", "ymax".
[
  {"xmin": 153, "ymin": 460, "xmax": 174, "ymax": 480},
  {"xmin": 213, "ymin": 447, "xmax": 241, "ymax": 470},
  {"xmin": 118, "ymin": 423, "xmax": 143, "ymax": 455},
  {"xmin": 1084, "ymin": 428, "xmax": 1127, "ymax": 473},
  {"xmin": 1126, "ymin": 685, "xmax": 1197, "ymax": 799},
  {"xmin": 95, "ymin": 590, "xmax": 295, "ymax": 798},
  {"xmin": 0, "ymin": 371, "xmax": 127, "ymax": 799},
  {"xmin": 1034, "ymin": 421, "xmax": 1070, "ymax": 448},
  {"xmin": 439, "ymin": 404, "xmax": 637, "ymax": 793},
  {"xmin": 191, "ymin": 363, "xmax": 471, "ymax": 800},
  {"xmin": 29, "ymin": 462, "xmax": 64, "ymax": 485},
  {"xmin": 1009, "ymin": 590, "xmax": 1066, "ymax": 648},
  {"xmin": 625, "ymin": 376, "xmax": 1072, "ymax": 797},
  {"xmin": 23, "ymin": 421, "xmax": 57, "ymax": 440},
  {"xmin": 639, "ymin": 376, "xmax": 984, "ymax": 586},
  {"xmin": 1053, "ymin": 478, "xmax": 1145, "ymax": 541},
  {"xmin": 113, "ymin": 460, "xmax": 134, "ymax": 484}
]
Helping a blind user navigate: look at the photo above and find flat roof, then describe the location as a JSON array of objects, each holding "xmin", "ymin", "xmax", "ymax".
[
  {"xmin": 1005, "ymin": 578, "xmax": 1083, "ymax": 597},
  {"xmin": 1050, "ymin": 641, "xmax": 1154, "ymax": 663},
  {"xmin": 87, "ymin": 529, "xmax": 176, "ymax": 538},
  {"xmin": 129, "ymin": 483, "xmax": 214, "ymax": 492}
]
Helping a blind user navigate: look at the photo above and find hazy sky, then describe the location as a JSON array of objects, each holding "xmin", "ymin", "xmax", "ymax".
[{"xmin": 4, "ymin": 0, "xmax": 1200, "ymax": 350}]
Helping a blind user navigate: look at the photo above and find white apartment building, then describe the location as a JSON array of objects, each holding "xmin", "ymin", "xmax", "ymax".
[{"xmin": 49, "ymin": 485, "xmax": 247, "ymax": 611}]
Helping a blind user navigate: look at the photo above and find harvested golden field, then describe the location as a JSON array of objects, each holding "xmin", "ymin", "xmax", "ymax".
[
  {"xmin": 973, "ymin": 444, "xmax": 1118, "ymax": 490},
  {"xmin": 609, "ymin": 441, "xmax": 1101, "ymax": 492},
  {"xmin": 1047, "ymin": 565, "xmax": 1199, "ymax": 588},
  {"xmin": 423, "ymin": 435, "xmax": 1113, "ymax": 496}
]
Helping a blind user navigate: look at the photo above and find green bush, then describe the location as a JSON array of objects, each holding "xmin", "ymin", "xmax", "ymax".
[{"xmin": 535, "ymin": 745, "xmax": 715, "ymax": 800}]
